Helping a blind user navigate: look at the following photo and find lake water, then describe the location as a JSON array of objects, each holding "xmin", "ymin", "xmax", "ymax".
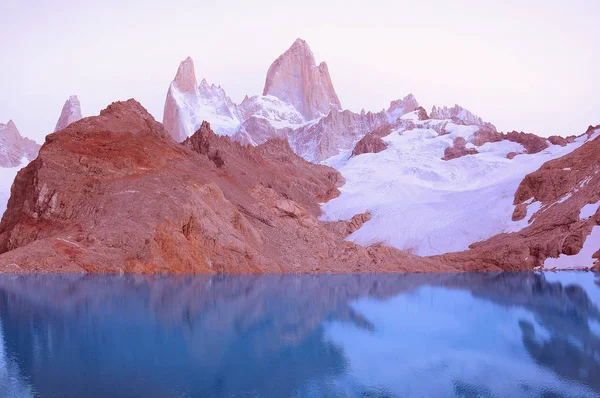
[{"xmin": 0, "ymin": 272, "xmax": 598, "ymax": 398}]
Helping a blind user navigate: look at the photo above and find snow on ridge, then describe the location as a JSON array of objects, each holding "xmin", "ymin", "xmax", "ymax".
[{"xmin": 320, "ymin": 121, "xmax": 587, "ymax": 256}]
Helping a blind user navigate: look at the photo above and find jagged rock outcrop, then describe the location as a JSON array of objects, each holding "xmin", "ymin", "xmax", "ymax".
[
  {"xmin": 437, "ymin": 126, "xmax": 600, "ymax": 270},
  {"xmin": 471, "ymin": 130, "xmax": 549, "ymax": 154},
  {"xmin": 54, "ymin": 95, "xmax": 83, "ymax": 132},
  {"xmin": 163, "ymin": 57, "xmax": 241, "ymax": 141},
  {"xmin": 442, "ymin": 137, "xmax": 479, "ymax": 160},
  {"xmin": 386, "ymin": 94, "xmax": 420, "ymax": 121},
  {"xmin": 162, "ymin": 42, "xmax": 420, "ymax": 162},
  {"xmin": 289, "ymin": 109, "xmax": 390, "ymax": 162},
  {"xmin": 350, "ymin": 124, "xmax": 393, "ymax": 157},
  {"xmin": 430, "ymin": 104, "xmax": 497, "ymax": 131},
  {"xmin": 0, "ymin": 100, "xmax": 456, "ymax": 274},
  {"xmin": 263, "ymin": 38, "xmax": 341, "ymax": 120},
  {"xmin": 0, "ymin": 120, "xmax": 40, "ymax": 168}
]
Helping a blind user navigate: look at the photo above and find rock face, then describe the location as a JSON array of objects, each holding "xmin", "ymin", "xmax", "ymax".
[
  {"xmin": 431, "ymin": 104, "xmax": 496, "ymax": 131},
  {"xmin": 54, "ymin": 95, "xmax": 83, "ymax": 132},
  {"xmin": 387, "ymin": 94, "xmax": 420, "ymax": 120},
  {"xmin": 351, "ymin": 124, "xmax": 392, "ymax": 157},
  {"xmin": 0, "ymin": 120, "xmax": 40, "ymax": 168},
  {"xmin": 263, "ymin": 38, "xmax": 342, "ymax": 120},
  {"xmin": 163, "ymin": 57, "xmax": 241, "ymax": 141},
  {"xmin": 442, "ymin": 137, "xmax": 478, "ymax": 160},
  {"xmin": 0, "ymin": 100, "xmax": 455, "ymax": 274},
  {"xmin": 471, "ymin": 130, "xmax": 549, "ymax": 155},
  {"xmin": 438, "ymin": 127, "xmax": 600, "ymax": 270},
  {"xmin": 162, "ymin": 41, "xmax": 421, "ymax": 162}
]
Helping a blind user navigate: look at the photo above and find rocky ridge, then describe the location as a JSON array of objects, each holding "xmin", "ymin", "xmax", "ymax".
[{"xmin": 0, "ymin": 100, "xmax": 455, "ymax": 274}]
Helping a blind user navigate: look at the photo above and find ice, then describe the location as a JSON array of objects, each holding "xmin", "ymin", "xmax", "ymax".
[{"xmin": 322, "ymin": 125, "xmax": 586, "ymax": 256}]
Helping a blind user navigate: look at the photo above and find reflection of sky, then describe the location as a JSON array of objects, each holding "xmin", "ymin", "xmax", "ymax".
[
  {"xmin": 543, "ymin": 271, "xmax": 600, "ymax": 307},
  {"xmin": 323, "ymin": 286, "xmax": 598, "ymax": 397}
]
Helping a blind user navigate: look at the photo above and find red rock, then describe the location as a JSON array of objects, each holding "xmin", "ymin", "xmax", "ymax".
[
  {"xmin": 504, "ymin": 131, "xmax": 549, "ymax": 154},
  {"xmin": 442, "ymin": 137, "xmax": 479, "ymax": 160},
  {"xmin": 471, "ymin": 129, "xmax": 549, "ymax": 154},
  {"xmin": 351, "ymin": 126, "xmax": 390, "ymax": 157},
  {"xmin": 548, "ymin": 135, "xmax": 568, "ymax": 146},
  {"xmin": 0, "ymin": 99, "xmax": 456, "ymax": 274}
]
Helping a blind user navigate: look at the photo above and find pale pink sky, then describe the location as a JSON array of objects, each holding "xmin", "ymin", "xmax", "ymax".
[{"xmin": 1, "ymin": 0, "xmax": 598, "ymax": 142}]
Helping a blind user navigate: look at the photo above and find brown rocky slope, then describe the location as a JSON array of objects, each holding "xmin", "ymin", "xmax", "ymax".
[{"xmin": 0, "ymin": 99, "xmax": 455, "ymax": 274}]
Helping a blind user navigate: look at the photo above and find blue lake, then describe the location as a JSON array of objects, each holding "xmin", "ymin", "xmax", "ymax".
[{"xmin": 0, "ymin": 272, "xmax": 598, "ymax": 397}]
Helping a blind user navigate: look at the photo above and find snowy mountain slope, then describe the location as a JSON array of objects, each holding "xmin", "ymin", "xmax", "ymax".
[{"xmin": 320, "ymin": 112, "xmax": 591, "ymax": 256}]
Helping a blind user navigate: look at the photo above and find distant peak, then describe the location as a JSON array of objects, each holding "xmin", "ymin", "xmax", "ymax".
[
  {"xmin": 6, "ymin": 119, "xmax": 17, "ymax": 130},
  {"xmin": 54, "ymin": 95, "xmax": 83, "ymax": 132},
  {"xmin": 173, "ymin": 56, "xmax": 197, "ymax": 93},
  {"xmin": 263, "ymin": 38, "xmax": 341, "ymax": 119},
  {"xmin": 430, "ymin": 104, "xmax": 496, "ymax": 131},
  {"xmin": 387, "ymin": 94, "xmax": 419, "ymax": 118},
  {"xmin": 291, "ymin": 38, "xmax": 309, "ymax": 49},
  {"xmin": 100, "ymin": 99, "xmax": 153, "ymax": 120}
]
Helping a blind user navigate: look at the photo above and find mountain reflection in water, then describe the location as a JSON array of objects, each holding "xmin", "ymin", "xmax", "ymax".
[{"xmin": 0, "ymin": 272, "xmax": 598, "ymax": 398}]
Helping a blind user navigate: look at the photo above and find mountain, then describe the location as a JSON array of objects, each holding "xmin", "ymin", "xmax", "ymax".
[
  {"xmin": 54, "ymin": 95, "xmax": 83, "ymax": 132},
  {"xmin": 0, "ymin": 120, "xmax": 39, "ymax": 168},
  {"xmin": 163, "ymin": 57, "xmax": 240, "ymax": 141},
  {"xmin": 0, "ymin": 100, "xmax": 455, "ymax": 273},
  {"xmin": 162, "ymin": 39, "xmax": 418, "ymax": 162},
  {"xmin": 438, "ymin": 125, "xmax": 600, "ymax": 271},
  {"xmin": 263, "ymin": 38, "xmax": 342, "ymax": 120},
  {"xmin": 0, "ymin": 120, "xmax": 40, "ymax": 216},
  {"xmin": 430, "ymin": 104, "xmax": 496, "ymax": 131},
  {"xmin": 321, "ymin": 109, "xmax": 594, "ymax": 257}
]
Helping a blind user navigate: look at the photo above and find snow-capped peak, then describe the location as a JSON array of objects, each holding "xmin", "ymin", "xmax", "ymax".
[
  {"xmin": 387, "ymin": 94, "xmax": 420, "ymax": 122},
  {"xmin": 163, "ymin": 57, "xmax": 242, "ymax": 140},
  {"xmin": 0, "ymin": 119, "xmax": 40, "ymax": 168}
]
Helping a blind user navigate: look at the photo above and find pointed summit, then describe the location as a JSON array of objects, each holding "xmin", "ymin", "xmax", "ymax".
[
  {"xmin": 0, "ymin": 120, "xmax": 40, "ymax": 167},
  {"xmin": 173, "ymin": 56, "xmax": 197, "ymax": 93},
  {"xmin": 54, "ymin": 95, "xmax": 83, "ymax": 132},
  {"xmin": 387, "ymin": 94, "xmax": 420, "ymax": 121},
  {"xmin": 263, "ymin": 38, "xmax": 342, "ymax": 120}
]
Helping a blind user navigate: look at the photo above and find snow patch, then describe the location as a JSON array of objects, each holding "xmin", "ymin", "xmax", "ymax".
[
  {"xmin": 322, "ymin": 124, "xmax": 587, "ymax": 256},
  {"xmin": 543, "ymin": 226, "xmax": 600, "ymax": 269},
  {"xmin": 580, "ymin": 201, "xmax": 599, "ymax": 220},
  {"xmin": 509, "ymin": 201, "xmax": 542, "ymax": 232}
]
